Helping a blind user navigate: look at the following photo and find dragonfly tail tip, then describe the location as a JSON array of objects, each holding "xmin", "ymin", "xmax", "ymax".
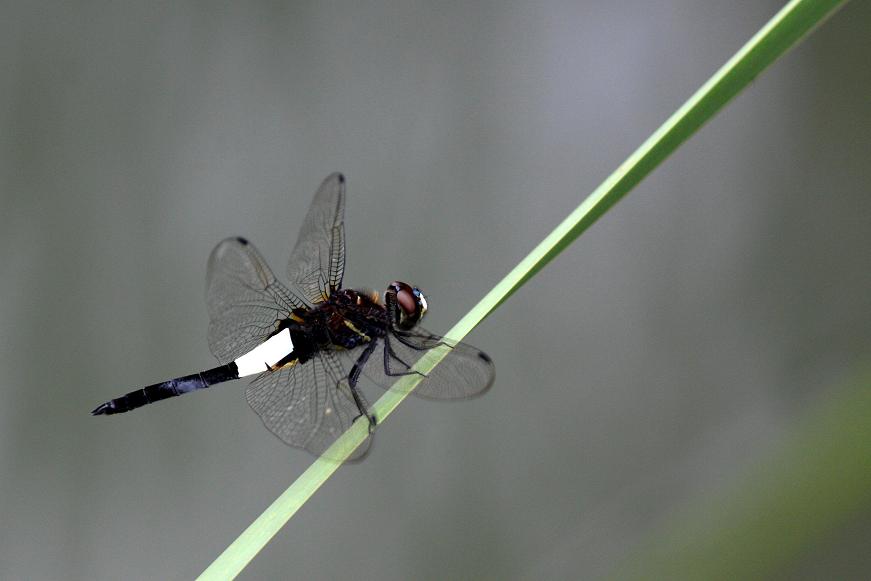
[{"xmin": 91, "ymin": 402, "xmax": 114, "ymax": 416}]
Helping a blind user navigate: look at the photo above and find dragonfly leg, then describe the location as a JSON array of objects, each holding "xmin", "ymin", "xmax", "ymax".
[
  {"xmin": 382, "ymin": 335, "xmax": 426, "ymax": 379},
  {"xmin": 392, "ymin": 330, "xmax": 450, "ymax": 351},
  {"xmin": 348, "ymin": 340, "xmax": 378, "ymax": 428}
]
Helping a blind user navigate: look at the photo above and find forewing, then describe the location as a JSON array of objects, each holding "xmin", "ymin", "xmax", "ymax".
[
  {"xmin": 245, "ymin": 351, "xmax": 372, "ymax": 461},
  {"xmin": 206, "ymin": 237, "xmax": 302, "ymax": 363},
  {"xmin": 366, "ymin": 328, "xmax": 495, "ymax": 400},
  {"xmin": 286, "ymin": 173, "xmax": 347, "ymax": 304}
]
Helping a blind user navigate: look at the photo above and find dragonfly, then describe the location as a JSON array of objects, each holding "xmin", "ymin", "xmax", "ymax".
[{"xmin": 92, "ymin": 173, "xmax": 494, "ymax": 460}]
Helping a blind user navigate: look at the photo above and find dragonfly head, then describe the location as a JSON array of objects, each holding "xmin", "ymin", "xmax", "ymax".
[{"xmin": 387, "ymin": 281, "xmax": 428, "ymax": 330}]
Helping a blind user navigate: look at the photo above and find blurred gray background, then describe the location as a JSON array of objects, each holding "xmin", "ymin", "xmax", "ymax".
[{"xmin": 2, "ymin": 1, "xmax": 870, "ymax": 579}]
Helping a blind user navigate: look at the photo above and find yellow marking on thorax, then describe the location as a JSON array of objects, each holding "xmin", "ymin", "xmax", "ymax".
[{"xmin": 343, "ymin": 320, "xmax": 371, "ymax": 341}]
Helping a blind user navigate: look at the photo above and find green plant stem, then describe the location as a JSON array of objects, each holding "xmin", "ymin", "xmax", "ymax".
[{"xmin": 197, "ymin": 1, "xmax": 848, "ymax": 579}]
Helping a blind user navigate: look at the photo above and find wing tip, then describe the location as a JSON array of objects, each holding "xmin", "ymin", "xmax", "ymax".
[{"xmin": 324, "ymin": 172, "xmax": 345, "ymax": 186}]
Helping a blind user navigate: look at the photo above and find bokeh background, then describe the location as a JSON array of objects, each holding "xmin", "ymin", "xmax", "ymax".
[{"xmin": 2, "ymin": 1, "xmax": 870, "ymax": 579}]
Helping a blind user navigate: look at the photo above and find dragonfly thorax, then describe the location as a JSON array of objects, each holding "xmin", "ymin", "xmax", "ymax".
[{"xmin": 313, "ymin": 288, "xmax": 388, "ymax": 350}]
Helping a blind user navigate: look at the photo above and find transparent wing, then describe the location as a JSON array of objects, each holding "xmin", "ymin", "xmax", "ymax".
[
  {"xmin": 245, "ymin": 350, "xmax": 373, "ymax": 461},
  {"xmin": 205, "ymin": 237, "xmax": 303, "ymax": 363},
  {"xmin": 364, "ymin": 328, "xmax": 495, "ymax": 400},
  {"xmin": 286, "ymin": 173, "xmax": 347, "ymax": 304}
]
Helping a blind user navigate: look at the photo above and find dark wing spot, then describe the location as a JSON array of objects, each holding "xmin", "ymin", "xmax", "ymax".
[
  {"xmin": 478, "ymin": 352, "xmax": 492, "ymax": 363},
  {"xmin": 337, "ymin": 173, "xmax": 345, "ymax": 183},
  {"xmin": 235, "ymin": 236, "xmax": 249, "ymax": 245}
]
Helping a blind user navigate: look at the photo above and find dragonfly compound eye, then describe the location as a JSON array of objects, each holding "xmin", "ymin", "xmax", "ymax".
[
  {"xmin": 412, "ymin": 287, "xmax": 428, "ymax": 318},
  {"xmin": 388, "ymin": 281, "xmax": 425, "ymax": 329}
]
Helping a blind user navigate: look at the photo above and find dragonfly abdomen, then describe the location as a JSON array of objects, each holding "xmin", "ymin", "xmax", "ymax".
[{"xmin": 91, "ymin": 363, "xmax": 239, "ymax": 415}]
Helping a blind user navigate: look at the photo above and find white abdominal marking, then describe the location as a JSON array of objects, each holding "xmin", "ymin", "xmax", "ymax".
[{"xmin": 233, "ymin": 328, "xmax": 294, "ymax": 377}]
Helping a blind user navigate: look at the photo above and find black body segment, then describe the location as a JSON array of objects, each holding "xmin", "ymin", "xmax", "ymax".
[{"xmin": 91, "ymin": 363, "xmax": 238, "ymax": 415}]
